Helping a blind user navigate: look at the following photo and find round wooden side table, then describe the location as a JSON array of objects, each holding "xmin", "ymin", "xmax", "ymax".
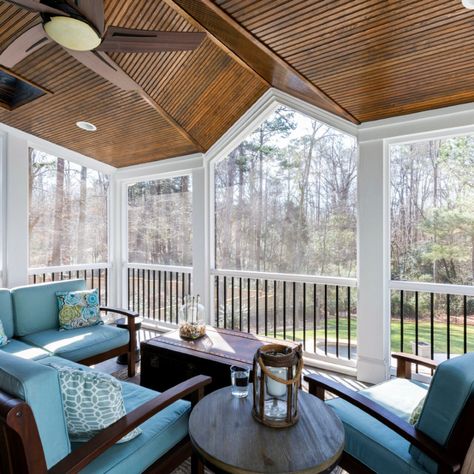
[
  {"xmin": 189, "ymin": 385, "xmax": 344, "ymax": 474},
  {"xmin": 115, "ymin": 317, "xmax": 142, "ymax": 365}
]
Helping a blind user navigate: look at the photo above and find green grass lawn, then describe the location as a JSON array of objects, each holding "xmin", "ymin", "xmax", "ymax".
[{"xmin": 276, "ymin": 317, "xmax": 472, "ymax": 354}]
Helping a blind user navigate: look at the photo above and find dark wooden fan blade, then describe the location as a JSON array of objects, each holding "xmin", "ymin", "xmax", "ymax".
[
  {"xmin": 97, "ymin": 27, "xmax": 206, "ymax": 53},
  {"xmin": 0, "ymin": 24, "xmax": 51, "ymax": 68},
  {"xmin": 66, "ymin": 0, "xmax": 104, "ymax": 35},
  {"xmin": 6, "ymin": 0, "xmax": 64, "ymax": 15},
  {"xmin": 66, "ymin": 49, "xmax": 138, "ymax": 91}
]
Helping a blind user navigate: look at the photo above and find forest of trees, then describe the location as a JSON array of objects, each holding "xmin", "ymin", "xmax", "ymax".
[
  {"xmin": 29, "ymin": 149, "xmax": 109, "ymax": 268},
  {"xmin": 391, "ymin": 136, "xmax": 474, "ymax": 285},
  {"xmin": 215, "ymin": 106, "xmax": 358, "ymax": 277},
  {"xmin": 128, "ymin": 176, "xmax": 192, "ymax": 266}
]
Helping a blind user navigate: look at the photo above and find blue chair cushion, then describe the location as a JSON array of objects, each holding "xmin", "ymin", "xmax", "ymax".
[
  {"xmin": 0, "ymin": 339, "xmax": 50, "ymax": 360},
  {"xmin": 410, "ymin": 353, "xmax": 474, "ymax": 473},
  {"xmin": 327, "ymin": 396, "xmax": 428, "ymax": 474},
  {"xmin": 20, "ymin": 325, "xmax": 129, "ymax": 362},
  {"xmin": 0, "ymin": 288, "xmax": 14, "ymax": 338},
  {"xmin": 39, "ymin": 357, "xmax": 191, "ymax": 474},
  {"xmin": 0, "ymin": 352, "xmax": 70, "ymax": 468},
  {"xmin": 11, "ymin": 280, "xmax": 86, "ymax": 336}
]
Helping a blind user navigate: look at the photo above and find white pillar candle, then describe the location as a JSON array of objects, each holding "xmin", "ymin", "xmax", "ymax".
[{"xmin": 266, "ymin": 367, "xmax": 287, "ymax": 397}]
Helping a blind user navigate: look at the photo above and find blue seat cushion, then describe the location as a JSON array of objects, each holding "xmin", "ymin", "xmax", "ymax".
[
  {"xmin": 0, "ymin": 288, "xmax": 14, "ymax": 338},
  {"xmin": 11, "ymin": 279, "xmax": 87, "ymax": 336},
  {"xmin": 0, "ymin": 338, "xmax": 50, "ymax": 360},
  {"xmin": 20, "ymin": 325, "xmax": 129, "ymax": 362},
  {"xmin": 410, "ymin": 353, "xmax": 474, "ymax": 473},
  {"xmin": 39, "ymin": 357, "xmax": 191, "ymax": 474},
  {"xmin": 0, "ymin": 352, "xmax": 70, "ymax": 468},
  {"xmin": 327, "ymin": 396, "xmax": 428, "ymax": 474}
]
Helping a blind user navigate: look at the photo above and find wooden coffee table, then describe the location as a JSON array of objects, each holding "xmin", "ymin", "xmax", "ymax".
[
  {"xmin": 189, "ymin": 385, "xmax": 344, "ymax": 473},
  {"xmin": 140, "ymin": 327, "xmax": 296, "ymax": 394}
]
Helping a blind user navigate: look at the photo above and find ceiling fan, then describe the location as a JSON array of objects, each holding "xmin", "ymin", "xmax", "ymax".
[{"xmin": 0, "ymin": 0, "xmax": 206, "ymax": 90}]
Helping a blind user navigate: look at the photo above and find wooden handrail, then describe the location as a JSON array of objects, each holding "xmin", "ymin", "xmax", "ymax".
[
  {"xmin": 49, "ymin": 375, "xmax": 212, "ymax": 474},
  {"xmin": 304, "ymin": 374, "xmax": 461, "ymax": 473},
  {"xmin": 99, "ymin": 306, "xmax": 140, "ymax": 318}
]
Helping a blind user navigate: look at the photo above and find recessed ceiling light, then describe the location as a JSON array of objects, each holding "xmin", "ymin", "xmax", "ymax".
[
  {"xmin": 76, "ymin": 121, "xmax": 97, "ymax": 132},
  {"xmin": 462, "ymin": 0, "xmax": 474, "ymax": 9}
]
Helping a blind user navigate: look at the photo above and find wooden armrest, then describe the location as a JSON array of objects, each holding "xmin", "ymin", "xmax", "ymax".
[
  {"xmin": 49, "ymin": 375, "xmax": 212, "ymax": 474},
  {"xmin": 392, "ymin": 352, "xmax": 438, "ymax": 379},
  {"xmin": 99, "ymin": 306, "xmax": 140, "ymax": 318},
  {"xmin": 304, "ymin": 374, "xmax": 461, "ymax": 473}
]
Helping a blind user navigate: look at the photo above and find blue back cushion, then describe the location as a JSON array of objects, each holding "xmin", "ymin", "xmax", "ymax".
[
  {"xmin": 0, "ymin": 289, "xmax": 14, "ymax": 338},
  {"xmin": 12, "ymin": 280, "xmax": 86, "ymax": 336},
  {"xmin": 0, "ymin": 352, "xmax": 70, "ymax": 468},
  {"xmin": 410, "ymin": 353, "xmax": 474, "ymax": 472}
]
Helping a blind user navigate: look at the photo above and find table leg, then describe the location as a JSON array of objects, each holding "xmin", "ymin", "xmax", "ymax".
[{"xmin": 191, "ymin": 453, "xmax": 204, "ymax": 474}]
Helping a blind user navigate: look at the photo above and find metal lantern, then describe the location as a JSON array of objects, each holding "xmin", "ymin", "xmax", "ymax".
[{"xmin": 252, "ymin": 343, "xmax": 303, "ymax": 428}]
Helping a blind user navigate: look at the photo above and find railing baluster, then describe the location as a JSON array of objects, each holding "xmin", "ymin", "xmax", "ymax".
[
  {"xmin": 181, "ymin": 273, "xmax": 185, "ymax": 301},
  {"xmin": 256, "ymin": 279, "xmax": 259, "ymax": 334},
  {"xmin": 313, "ymin": 284, "xmax": 317, "ymax": 354},
  {"xmin": 132, "ymin": 268, "xmax": 136, "ymax": 312},
  {"xmin": 105, "ymin": 268, "xmax": 108, "ymax": 305},
  {"xmin": 147, "ymin": 270, "xmax": 151, "ymax": 320},
  {"xmin": 265, "ymin": 279, "xmax": 268, "ymax": 337},
  {"xmin": 239, "ymin": 277, "xmax": 243, "ymax": 331},
  {"xmin": 292, "ymin": 281, "xmax": 296, "ymax": 342},
  {"xmin": 430, "ymin": 293, "xmax": 434, "ymax": 360},
  {"xmin": 216, "ymin": 276, "xmax": 220, "ymax": 327},
  {"xmin": 447, "ymin": 294, "xmax": 451, "ymax": 359},
  {"xmin": 91, "ymin": 269, "xmax": 94, "ymax": 288},
  {"xmin": 303, "ymin": 282, "xmax": 306, "ymax": 350},
  {"xmin": 142, "ymin": 269, "xmax": 146, "ymax": 318},
  {"xmin": 153, "ymin": 270, "xmax": 156, "ymax": 320},
  {"xmin": 158, "ymin": 271, "xmax": 162, "ymax": 321},
  {"xmin": 415, "ymin": 291, "xmax": 419, "ymax": 356},
  {"xmin": 283, "ymin": 281, "xmax": 287, "ymax": 340},
  {"xmin": 400, "ymin": 290, "xmax": 404, "ymax": 352},
  {"xmin": 464, "ymin": 295, "xmax": 467, "ymax": 354},
  {"xmin": 98, "ymin": 269, "xmax": 101, "ymax": 303},
  {"xmin": 188, "ymin": 273, "xmax": 191, "ymax": 295},
  {"xmin": 347, "ymin": 286, "xmax": 351, "ymax": 360},
  {"xmin": 223, "ymin": 276, "xmax": 227, "ymax": 329},
  {"xmin": 324, "ymin": 285, "xmax": 328, "ymax": 355},
  {"xmin": 33, "ymin": 274, "xmax": 37, "ymax": 284},
  {"xmin": 273, "ymin": 280, "xmax": 277, "ymax": 338},
  {"xmin": 336, "ymin": 285, "xmax": 339, "ymax": 358},
  {"xmin": 175, "ymin": 272, "xmax": 179, "ymax": 324},
  {"xmin": 247, "ymin": 278, "xmax": 251, "ymax": 333},
  {"xmin": 164, "ymin": 271, "xmax": 167, "ymax": 322},
  {"xmin": 231, "ymin": 276, "xmax": 235, "ymax": 330}
]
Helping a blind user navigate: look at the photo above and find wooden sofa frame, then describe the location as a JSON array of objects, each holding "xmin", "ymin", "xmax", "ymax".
[
  {"xmin": 0, "ymin": 373, "xmax": 211, "ymax": 474},
  {"xmin": 305, "ymin": 352, "xmax": 474, "ymax": 474},
  {"xmin": 77, "ymin": 306, "xmax": 140, "ymax": 378}
]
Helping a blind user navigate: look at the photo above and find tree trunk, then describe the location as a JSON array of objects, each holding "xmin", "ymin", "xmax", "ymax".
[
  {"xmin": 50, "ymin": 158, "xmax": 64, "ymax": 266},
  {"xmin": 77, "ymin": 166, "xmax": 88, "ymax": 261}
]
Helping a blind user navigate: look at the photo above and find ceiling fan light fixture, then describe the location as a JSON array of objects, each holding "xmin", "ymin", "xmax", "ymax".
[
  {"xmin": 76, "ymin": 121, "xmax": 97, "ymax": 132},
  {"xmin": 462, "ymin": 0, "xmax": 474, "ymax": 9},
  {"xmin": 44, "ymin": 16, "xmax": 101, "ymax": 51}
]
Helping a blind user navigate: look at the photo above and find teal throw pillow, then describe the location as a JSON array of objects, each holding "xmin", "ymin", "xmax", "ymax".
[
  {"xmin": 56, "ymin": 289, "xmax": 103, "ymax": 330},
  {"xmin": 50, "ymin": 363, "xmax": 141, "ymax": 443},
  {"xmin": 0, "ymin": 320, "xmax": 8, "ymax": 346}
]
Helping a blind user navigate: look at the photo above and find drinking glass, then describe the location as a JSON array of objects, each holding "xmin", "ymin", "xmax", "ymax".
[{"xmin": 230, "ymin": 366, "xmax": 250, "ymax": 398}]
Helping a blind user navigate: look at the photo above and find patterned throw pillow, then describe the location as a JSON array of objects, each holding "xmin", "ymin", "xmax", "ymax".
[
  {"xmin": 56, "ymin": 289, "xmax": 103, "ymax": 330},
  {"xmin": 50, "ymin": 364, "xmax": 141, "ymax": 443},
  {"xmin": 409, "ymin": 396, "xmax": 425, "ymax": 425},
  {"xmin": 0, "ymin": 320, "xmax": 8, "ymax": 346}
]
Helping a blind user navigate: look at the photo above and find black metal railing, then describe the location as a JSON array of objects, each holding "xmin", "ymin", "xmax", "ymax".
[
  {"xmin": 29, "ymin": 266, "xmax": 109, "ymax": 304},
  {"xmin": 128, "ymin": 266, "xmax": 192, "ymax": 324},
  {"xmin": 391, "ymin": 286, "xmax": 473, "ymax": 360},
  {"xmin": 213, "ymin": 273, "xmax": 357, "ymax": 360}
]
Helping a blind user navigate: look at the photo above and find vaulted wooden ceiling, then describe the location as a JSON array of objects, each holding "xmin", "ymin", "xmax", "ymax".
[{"xmin": 0, "ymin": 0, "xmax": 473, "ymax": 167}]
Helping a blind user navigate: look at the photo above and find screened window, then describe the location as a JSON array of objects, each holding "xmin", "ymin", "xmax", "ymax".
[
  {"xmin": 214, "ymin": 106, "xmax": 358, "ymax": 277},
  {"xmin": 29, "ymin": 149, "xmax": 109, "ymax": 268},
  {"xmin": 391, "ymin": 135, "xmax": 474, "ymax": 285},
  {"xmin": 128, "ymin": 175, "xmax": 192, "ymax": 266}
]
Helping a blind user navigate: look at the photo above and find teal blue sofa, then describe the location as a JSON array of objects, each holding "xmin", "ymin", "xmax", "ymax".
[
  {"xmin": 305, "ymin": 352, "xmax": 474, "ymax": 474},
  {"xmin": 0, "ymin": 280, "xmax": 138, "ymax": 377},
  {"xmin": 0, "ymin": 351, "xmax": 211, "ymax": 473}
]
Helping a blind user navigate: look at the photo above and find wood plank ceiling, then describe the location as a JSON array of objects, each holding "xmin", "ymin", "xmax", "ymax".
[
  {"xmin": 0, "ymin": 1, "xmax": 473, "ymax": 166},
  {"xmin": 214, "ymin": 0, "xmax": 474, "ymax": 123}
]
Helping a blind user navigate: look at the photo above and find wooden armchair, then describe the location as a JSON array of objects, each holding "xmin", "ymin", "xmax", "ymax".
[
  {"xmin": 305, "ymin": 352, "xmax": 474, "ymax": 474},
  {"xmin": 0, "ymin": 352, "xmax": 211, "ymax": 474}
]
